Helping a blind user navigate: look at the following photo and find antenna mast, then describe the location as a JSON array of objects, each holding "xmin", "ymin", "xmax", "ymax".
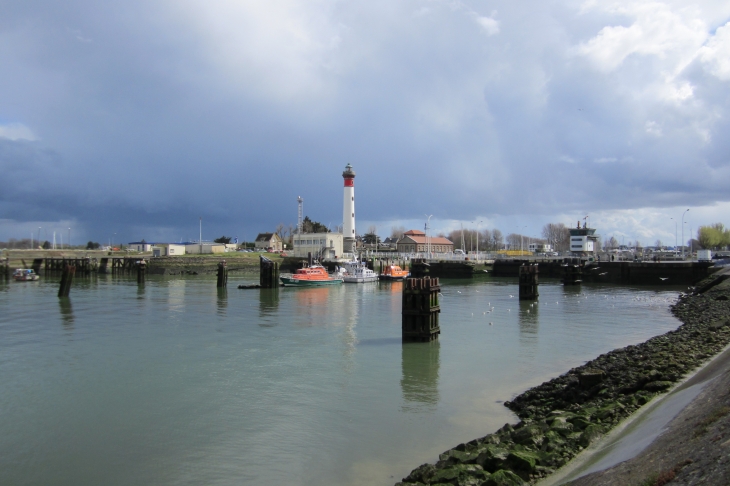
[{"xmin": 297, "ymin": 196, "xmax": 303, "ymax": 234}]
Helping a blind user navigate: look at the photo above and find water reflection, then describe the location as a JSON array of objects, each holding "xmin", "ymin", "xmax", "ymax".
[
  {"xmin": 562, "ymin": 284, "xmax": 583, "ymax": 297},
  {"xmin": 258, "ymin": 288, "xmax": 280, "ymax": 324},
  {"xmin": 294, "ymin": 287, "xmax": 333, "ymax": 323},
  {"xmin": 518, "ymin": 300, "xmax": 539, "ymax": 345},
  {"xmin": 401, "ymin": 341, "xmax": 440, "ymax": 413},
  {"xmin": 217, "ymin": 288, "xmax": 227, "ymax": 316},
  {"xmin": 340, "ymin": 293, "xmax": 358, "ymax": 374},
  {"xmin": 58, "ymin": 298, "xmax": 74, "ymax": 328}
]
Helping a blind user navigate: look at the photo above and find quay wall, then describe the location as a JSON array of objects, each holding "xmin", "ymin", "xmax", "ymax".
[{"xmin": 492, "ymin": 260, "xmax": 715, "ymax": 285}]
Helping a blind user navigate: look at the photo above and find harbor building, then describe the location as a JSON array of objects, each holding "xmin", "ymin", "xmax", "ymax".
[
  {"xmin": 292, "ymin": 233, "xmax": 343, "ymax": 259},
  {"xmin": 528, "ymin": 242, "xmax": 553, "ymax": 253},
  {"xmin": 569, "ymin": 222, "xmax": 599, "ymax": 255},
  {"xmin": 396, "ymin": 230, "xmax": 454, "ymax": 254},
  {"xmin": 152, "ymin": 243, "xmax": 186, "ymax": 257},
  {"xmin": 342, "ymin": 163, "xmax": 356, "ymax": 254},
  {"xmin": 184, "ymin": 242, "xmax": 225, "ymax": 254}
]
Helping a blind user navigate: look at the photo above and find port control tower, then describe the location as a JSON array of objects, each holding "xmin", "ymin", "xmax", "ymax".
[{"xmin": 342, "ymin": 163, "xmax": 356, "ymax": 254}]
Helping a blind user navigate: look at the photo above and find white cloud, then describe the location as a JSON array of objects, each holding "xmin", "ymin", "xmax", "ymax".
[
  {"xmin": 576, "ymin": 2, "xmax": 708, "ymax": 74},
  {"xmin": 645, "ymin": 121, "xmax": 663, "ymax": 136},
  {"xmin": 0, "ymin": 123, "xmax": 37, "ymax": 141},
  {"xmin": 475, "ymin": 16, "xmax": 499, "ymax": 35},
  {"xmin": 699, "ymin": 21, "xmax": 730, "ymax": 80}
]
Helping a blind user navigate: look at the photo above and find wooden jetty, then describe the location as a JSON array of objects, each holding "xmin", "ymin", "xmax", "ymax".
[{"xmin": 41, "ymin": 256, "xmax": 149, "ymax": 275}]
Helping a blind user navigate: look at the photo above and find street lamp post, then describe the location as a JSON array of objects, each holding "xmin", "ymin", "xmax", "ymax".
[
  {"xmin": 476, "ymin": 221, "xmax": 482, "ymax": 262},
  {"xmin": 425, "ymin": 214, "xmax": 433, "ymax": 257},
  {"xmin": 670, "ymin": 217, "xmax": 677, "ymax": 252},
  {"xmin": 518, "ymin": 226, "xmax": 527, "ymax": 255},
  {"xmin": 68, "ymin": 228, "xmax": 71, "ymax": 250},
  {"xmin": 681, "ymin": 209, "xmax": 690, "ymax": 258},
  {"xmin": 37, "ymin": 227, "xmax": 41, "ymax": 249}
]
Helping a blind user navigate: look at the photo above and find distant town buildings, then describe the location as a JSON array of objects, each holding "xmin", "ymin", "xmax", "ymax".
[
  {"xmin": 255, "ymin": 233, "xmax": 283, "ymax": 252},
  {"xmin": 292, "ymin": 233, "xmax": 343, "ymax": 259}
]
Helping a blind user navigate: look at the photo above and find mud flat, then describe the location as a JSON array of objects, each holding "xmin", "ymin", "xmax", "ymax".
[{"xmin": 396, "ymin": 269, "xmax": 730, "ymax": 486}]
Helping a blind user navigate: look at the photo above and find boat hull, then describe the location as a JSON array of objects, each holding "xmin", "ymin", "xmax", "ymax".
[
  {"xmin": 343, "ymin": 275, "xmax": 378, "ymax": 283},
  {"xmin": 378, "ymin": 275, "xmax": 408, "ymax": 281},
  {"xmin": 280, "ymin": 276, "xmax": 343, "ymax": 287}
]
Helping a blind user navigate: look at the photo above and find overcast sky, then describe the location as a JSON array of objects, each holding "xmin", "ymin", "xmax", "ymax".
[{"xmin": 1, "ymin": 0, "xmax": 729, "ymax": 247}]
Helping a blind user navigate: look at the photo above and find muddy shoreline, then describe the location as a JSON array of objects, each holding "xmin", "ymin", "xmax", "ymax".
[{"xmin": 396, "ymin": 271, "xmax": 730, "ymax": 486}]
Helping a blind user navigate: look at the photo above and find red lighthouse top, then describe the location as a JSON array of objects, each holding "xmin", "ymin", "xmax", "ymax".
[{"xmin": 342, "ymin": 163, "xmax": 355, "ymax": 187}]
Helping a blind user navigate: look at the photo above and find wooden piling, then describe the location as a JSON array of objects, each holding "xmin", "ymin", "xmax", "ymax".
[
  {"xmin": 402, "ymin": 277, "xmax": 441, "ymax": 342},
  {"xmin": 58, "ymin": 265, "xmax": 76, "ymax": 297},
  {"xmin": 518, "ymin": 263, "xmax": 539, "ymax": 300},
  {"xmin": 562, "ymin": 258, "xmax": 582, "ymax": 285},
  {"xmin": 259, "ymin": 256, "xmax": 279, "ymax": 288},
  {"xmin": 137, "ymin": 260, "xmax": 147, "ymax": 285},
  {"xmin": 217, "ymin": 260, "xmax": 228, "ymax": 288}
]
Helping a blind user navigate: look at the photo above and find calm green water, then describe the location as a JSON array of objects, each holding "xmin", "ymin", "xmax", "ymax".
[{"xmin": 0, "ymin": 275, "xmax": 682, "ymax": 485}]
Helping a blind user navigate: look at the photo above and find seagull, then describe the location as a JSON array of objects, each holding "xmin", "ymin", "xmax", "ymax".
[
  {"xmin": 509, "ymin": 295, "xmax": 514, "ymax": 298},
  {"xmin": 599, "ymin": 272, "xmax": 608, "ymax": 276},
  {"xmin": 489, "ymin": 322, "xmax": 493, "ymax": 325},
  {"xmin": 457, "ymin": 291, "xmax": 462, "ymax": 293},
  {"xmin": 527, "ymin": 310, "xmax": 530, "ymax": 313},
  {"xmin": 660, "ymin": 277, "xmax": 669, "ymax": 281}
]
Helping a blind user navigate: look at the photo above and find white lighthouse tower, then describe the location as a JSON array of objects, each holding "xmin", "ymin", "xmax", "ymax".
[{"xmin": 342, "ymin": 163, "xmax": 356, "ymax": 254}]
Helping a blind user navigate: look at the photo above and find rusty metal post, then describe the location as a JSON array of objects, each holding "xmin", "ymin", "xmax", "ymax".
[
  {"xmin": 402, "ymin": 277, "xmax": 441, "ymax": 342},
  {"xmin": 259, "ymin": 256, "xmax": 279, "ymax": 288},
  {"xmin": 137, "ymin": 260, "xmax": 147, "ymax": 285},
  {"xmin": 519, "ymin": 263, "xmax": 539, "ymax": 300},
  {"xmin": 217, "ymin": 260, "xmax": 228, "ymax": 288},
  {"xmin": 58, "ymin": 265, "xmax": 76, "ymax": 297}
]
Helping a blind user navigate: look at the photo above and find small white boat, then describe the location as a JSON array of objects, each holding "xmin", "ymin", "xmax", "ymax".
[
  {"xmin": 338, "ymin": 261, "xmax": 378, "ymax": 283},
  {"xmin": 13, "ymin": 269, "xmax": 39, "ymax": 281}
]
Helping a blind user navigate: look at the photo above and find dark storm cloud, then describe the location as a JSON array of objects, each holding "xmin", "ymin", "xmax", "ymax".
[{"xmin": 1, "ymin": 0, "xmax": 729, "ymax": 242}]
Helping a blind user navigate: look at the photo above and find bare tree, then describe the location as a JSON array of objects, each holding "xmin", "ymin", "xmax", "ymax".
[
  {"xmin": 490, "ymin": 229, "xmax": 503, "ymax": 250},
  {"xmin": 506, "ymin": 233, "xmax": 521, "ymax": 249},
  {"xmin": 390, "ymin": 226, "xmax": 406, "ymax": 240},
  {"xmin": 367, "ymin": 225, "xmax": 378, "ymax": 236},
  {"xmin": 604, "ymin": 236, "xmax": 619, "ymax": 249},
  {"xmin": 542, "ymin": 223, "xmax": 570, "ymax": 252}
]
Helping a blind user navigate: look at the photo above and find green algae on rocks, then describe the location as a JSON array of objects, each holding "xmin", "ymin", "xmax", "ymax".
[{"xmin": 396, "ymin": 274, "xmax": 730, "ymax": 486}]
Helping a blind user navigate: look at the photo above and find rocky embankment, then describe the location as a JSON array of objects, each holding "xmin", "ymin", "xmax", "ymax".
[{"xmin": 396, "ymin": 272, "xmax": 730, "ymax": 486}]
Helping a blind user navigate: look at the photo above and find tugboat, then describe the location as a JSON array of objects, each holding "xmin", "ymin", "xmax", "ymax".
[
  {"xmin": 13, "ymin": 269, "xmax": 39, "ymax": 281},
  {"xmin": 339, "ymin": 261, "xmax": 378, "ymax": 283},
  {"xmin": 280, "ymin": 263, "xmax": 343, "ymax": 287},
  {"xmin": 379, "ymin": 265, "xmax": 409, "ymax": 281}
]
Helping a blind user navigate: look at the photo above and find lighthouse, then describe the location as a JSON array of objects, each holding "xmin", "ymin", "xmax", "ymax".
[{"xmin": 342, "ymin": 163, "xmax": 356, "ymax": 254}]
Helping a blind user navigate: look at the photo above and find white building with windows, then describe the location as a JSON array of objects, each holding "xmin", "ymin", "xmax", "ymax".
[
  {"xmin": 292, "ymin": 233, "xmax": 343, "ymax": 259},
  {"xmin": 528, "ymin": 243, "xmax": 553, "ymax": 253},
  {"xmin": 569, "ymin": 223, "xmax": 599, "ymax": 254}
]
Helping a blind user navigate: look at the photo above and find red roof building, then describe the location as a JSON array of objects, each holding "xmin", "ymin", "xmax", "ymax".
[{"xmin": 397, "ymin": 230, "xmax": 454, "ymax": 253}]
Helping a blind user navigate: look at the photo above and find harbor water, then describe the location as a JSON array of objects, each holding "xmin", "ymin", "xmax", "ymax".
[{"xmin": 0, "ymin": 275, "xmax": 683, "ymax": 485}]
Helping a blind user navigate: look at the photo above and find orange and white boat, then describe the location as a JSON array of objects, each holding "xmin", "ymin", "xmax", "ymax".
[
  {"xmin": 280, "ymin": 264, "xmax": 343, "ymax": 287},
  {"xmin": 379, "ymin": 265, "xmax": 409, "ymax": 281}
]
